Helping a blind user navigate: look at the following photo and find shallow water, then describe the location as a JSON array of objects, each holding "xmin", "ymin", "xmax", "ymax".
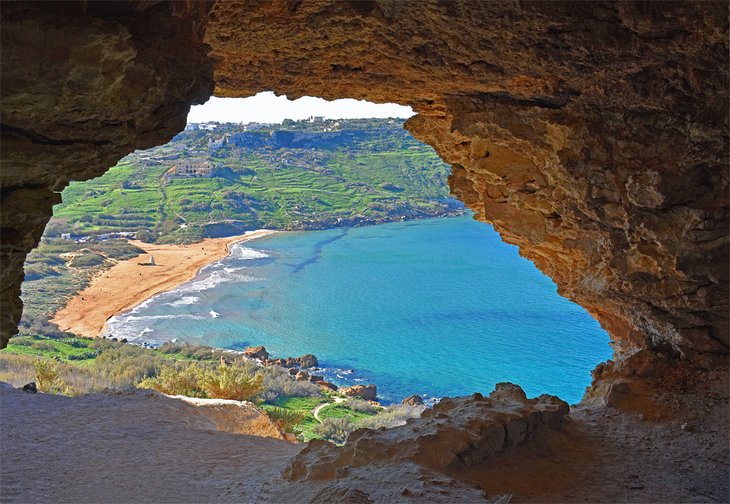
[{"xmin": 107, "ymin": 214, "xmax": 612, "ymax": 404}]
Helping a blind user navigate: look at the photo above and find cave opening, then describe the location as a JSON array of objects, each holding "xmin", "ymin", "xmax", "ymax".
[
  {"xmin": 1, "ymin": 2, "xmax": 727, "ymax": 502},
  {"xmin": 15, "ymin": 94, "xmax": 611, "ymax": 406}
]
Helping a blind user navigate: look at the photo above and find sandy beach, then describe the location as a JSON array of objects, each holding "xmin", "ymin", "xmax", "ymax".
[{"xmin": 51, "ymin": 230, "xmax": 276, "ymax": 338}]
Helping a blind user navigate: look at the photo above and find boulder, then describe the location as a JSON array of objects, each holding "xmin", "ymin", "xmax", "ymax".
[
  {"xmin": 295, "ymin": 370, "xmax": 310, "ymax": 382},
  {"xmin": 296, "ymin": 354, "xmax": 318, "ymax": 368},
  {"xmin": 288, "ymin": 368, "xmax": 298, "ymax": 376},
  {"xmin": 341, "ymin": 384, "xmax": 377, "ymax": 401},
  {"xmin": 402, "ymin": 394, "xmax": 424, "ymax": 406},
  {"xmin": 284, "ymin": 357, "xmax": 299, "ymax": 368},
  {"xmin": 309, "ymin": 375, "xmax": 324, "ymax": 383},
  {"xmin": 317, "ymin": 381, "xmax": 338, "ymax": 391},
  {"xmin": 243, "ymin": 345, "xmax": 269, "ymax": 361},
  {"xmin": 21, "ymin": 382, "xmax": 37, "ymax": 393}
]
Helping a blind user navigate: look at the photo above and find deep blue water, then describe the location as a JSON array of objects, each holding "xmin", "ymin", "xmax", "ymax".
[{"xmin": 107, "ymin": 214, "xmax": 612, "ymax": 404}]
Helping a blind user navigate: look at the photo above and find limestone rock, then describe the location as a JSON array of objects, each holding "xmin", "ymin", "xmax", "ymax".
[
  {"xmin": 317, "ymin": 381, "xmax": 338, "ymax": 391},
  {"xmin": 21, "ymin": 382, "xmax": 37, "ymax": 394},
  {"xmin": 340, "ymin": 384, "xmax": 377, "ymax": 401},
  {"xmin": 243, "ymin": 346, "xmax": 269, "ymax": 361},
  {"xmin": 283, "ymin": 383, "xmax": 569, "ymax": 482},
  {"xmin": 296, "ymin": 354, "xmax": 318, "ymax": 368},
  {"xmin": 0, "ymin": 1, "xmax": 727, "ymax": 376},
  {"xmin": 402, "ymin": 394, "xmax": 424, "ymax": 406}
]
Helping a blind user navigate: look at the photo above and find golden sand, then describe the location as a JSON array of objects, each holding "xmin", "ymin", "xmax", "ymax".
[{"xmin": 51, "ymin": 230, "xmax": 276, "ymax": 338}]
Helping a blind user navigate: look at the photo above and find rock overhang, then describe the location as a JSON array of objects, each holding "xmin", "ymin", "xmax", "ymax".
[{"xmin": 0, "ymin": 0, "xmax": 728, "ymax": 373}]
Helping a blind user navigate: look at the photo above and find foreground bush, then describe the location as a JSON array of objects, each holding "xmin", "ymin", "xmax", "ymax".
[
  {"xmin": 202, "ymin": 363, "xmax": 264, "ymax": 401},
  {"xmin": 266, "ymin": 407, "xmax": 306, "ymax": 432},
  {"xmin": 138, "ymin": 361, "xmax": 264, "ymax": 401},
  {"xmin": 357, "ymin": 404, "xmax": 425, "ymax": 430},
  {"xmin": 33, "ymin": 359, "xmax": 69, "ymax": 395},
  {"xmin": 311, "ymin": 416, "xmax": 356, "ymax": 444}
]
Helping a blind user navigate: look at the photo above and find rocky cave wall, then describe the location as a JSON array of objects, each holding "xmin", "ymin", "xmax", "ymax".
[{"xmin": 1, "ymin": 1, "xmax": 728, "ymax": 371}]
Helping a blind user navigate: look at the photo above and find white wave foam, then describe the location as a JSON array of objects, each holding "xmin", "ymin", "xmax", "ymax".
[
  {"xmin": 177, "ymin": 269, "xmax": 256, "ymax": 293},
  {"xmin": 123, "ymin": 314, "xmax": 207, "ymax": 321},
  {"xmin": 209, "ymin": 310, "xmax": 219, "ymax": 318},
  {"xmin": 235, "ymin": 246, "xmax": 269, "ymax": 260},
  {"xmin": 167, "ymin": 296, "xmax": 199, "ymax": 307}
]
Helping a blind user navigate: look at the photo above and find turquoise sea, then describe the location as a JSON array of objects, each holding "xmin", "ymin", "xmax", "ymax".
[{"xmin": 107, "ymin": 214, "xmax": 611, "ymax": 404}]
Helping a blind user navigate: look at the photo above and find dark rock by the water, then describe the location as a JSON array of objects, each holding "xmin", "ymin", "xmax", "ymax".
[
  {"xmin": 341, "ymin": 384, "xmax": 377, "ymax": 401},
  {"xmin": 296, "ymin": 354, "xmax": 318, "ymax": 368},
  {"xmin": 402, "ymin": 394, "xmax": 424, "ymax": 406},
  {"xmin": 243, "ymin": 346, "xmax": 269, "ymax": 361},
  {"xmin": 309, "ymin": 375, "xmax": 324, "ymax": 383},
  {"xmin": 284, "ymin": 357, "xmax": 299, "ymax": 368},
  {"xmin": 317, "ymin": 381, "xmax": 338, "ymax": 391},
  {"xmin": 288, "ymin": 368, "xmax": 298, "ymax": 376},
  {"xmin": 21, "ymin": 382, "xmax": 37, "ymax": 393}
]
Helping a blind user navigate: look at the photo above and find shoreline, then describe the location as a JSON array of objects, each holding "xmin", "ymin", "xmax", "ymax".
[{"xmin": 51, "ymin": 229, "xmax": 278, "ymax": 338}]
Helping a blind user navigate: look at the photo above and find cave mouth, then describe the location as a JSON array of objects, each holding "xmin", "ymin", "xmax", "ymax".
[
  {"xmin": 17, "ymin": 95, "xmax": 611, "ymax": 406},
  {"xmin": 1, "ymin": 2, "xmax": 728, "ymax": 502}
]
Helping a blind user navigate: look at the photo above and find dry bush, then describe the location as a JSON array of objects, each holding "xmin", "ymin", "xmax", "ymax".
[
  {"xmin": 257, "ymin": 365, "xmax": 321, "ymax": 399},
  {"xmin": 33, "ymin": 359, "xmax": 69, "ymax": 395},
  {"xmin": 344, "ymin": 398, "xmax": 380, "ymax": 414},
  {"xmin": 0, "ymin": 354, "xmax": 37, "ymax": 386},
  {"xmin": 266, "ymin": 406, "xmax": 306, "ymax": 432},
  {"xmin": 357, "ymin": 404, "xmax": 425, "ymax": 430},
  {"xmin": 139, "ymin": 361, "xmax": 264, "ymax": 401},
  {"xmin": 202, "ymin": 363, "xmax": 264, "ymax": 401},
  {"xmin": 138, "ymin": 362, "xmax": 207, "ymax": 397},
  {"xmin": 311, "ymin": 416, "xmax": 356, "ymax": 444}
]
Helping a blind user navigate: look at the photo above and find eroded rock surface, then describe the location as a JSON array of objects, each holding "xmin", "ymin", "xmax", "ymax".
[
  {"xmin": 206, "ymin": 0, "xmax": 729, "ymax": 363},
  {"xmin": 1, "ymin": 1, "xmax": 727, "ymax": 371},
  {"xmin": 286, "ymin": 384, "xmax": 568, "ymax": 479},
  {"xmin": 0, "ymin": 1, "xmax": 214, "ymax": 344}
]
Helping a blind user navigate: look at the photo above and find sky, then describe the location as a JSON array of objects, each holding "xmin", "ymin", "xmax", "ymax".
[{"xmin": 187, "ymin": 92, "xmax": 414, "ymax": 124}]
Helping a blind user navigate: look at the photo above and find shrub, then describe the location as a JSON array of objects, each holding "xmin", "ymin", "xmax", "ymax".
[
  {"xmin": 357, "ymin": 404, "xmax": 425, "ymax": 431},
  {"xmin": 138, "ymin": 361, "xmax": 264, "ymax": 401},
  {"xmin": 311, "ymin": 416, "xmax": 355, "ymax": 445},
  {"xmin": 202, "ymin": 362, "xmax": 264, "ymax": 401},
  {"xmin": 266, "ymin": 407, "xmax": 305, "ymax": 432},
  {"xmin": 258, "ymin": 365, "xmax": 321, "ymax": 399},
  {"xmin": 31, "ymin": 341, "xmax": 56, "ymax": 352},
  {"xmin": 68, "ymin": 251, "xmax": 107, "ymax": 268},
  {"xmin": 344, "ymin": 398, "xmax": 380, "ymax": 414},
  {"xmin": 8, "ymin": 336, "xmax": 35, "ymax": 347},
  {"xmin": 138, "ymin": 362, "xmax": 207, "ymax": 397},
  {"xmin": 33, "ymin": 359, "xmax": 69, "ymax": 395}
]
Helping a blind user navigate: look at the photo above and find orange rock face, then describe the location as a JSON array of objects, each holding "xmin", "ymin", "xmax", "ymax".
[{"xmin": 1, "ymin": 1, "xmax": 728, "ymax": 370}]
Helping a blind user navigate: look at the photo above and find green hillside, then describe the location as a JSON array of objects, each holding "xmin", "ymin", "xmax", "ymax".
[{"xmin": 50, "ymin": 118, "xmax": 461, "ymax": 243}]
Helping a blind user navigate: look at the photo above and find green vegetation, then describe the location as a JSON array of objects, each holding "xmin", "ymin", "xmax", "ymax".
[
  {"xmin": 139, "ymin": 361, "xmax": 265, "ymax": 401},
  {"xmin": 260, "ymin": 396, "xmax": 324, "ymax": 441},
  {"xmin": 48, "ymin": 118, "xmax": 460, "ymax": 241},
  {"xmin": 11, "ymin": 118, "xmax": 442, "ymax": 443},
  {"xmin": 20, "ymin": 238, "xmax": 146, "ymax": 336},
  {"xmin": 1, "ymin": 334, "xmax": 413, "ymax": 443}
]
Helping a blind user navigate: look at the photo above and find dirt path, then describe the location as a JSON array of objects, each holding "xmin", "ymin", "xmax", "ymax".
[{"xmin": 312, "ymin": 396, "xmax": 345, "ymax": 423}]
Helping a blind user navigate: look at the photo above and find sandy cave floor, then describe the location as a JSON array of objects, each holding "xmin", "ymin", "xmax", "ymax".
[{"xmin": 0, "ymin": 376, "xmax": 727, "ymax": 504}]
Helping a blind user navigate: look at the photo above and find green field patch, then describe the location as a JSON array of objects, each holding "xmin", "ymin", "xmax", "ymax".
[{"xmin": 317, "ymin": 403, "xmax": 378, "ymax": 423}]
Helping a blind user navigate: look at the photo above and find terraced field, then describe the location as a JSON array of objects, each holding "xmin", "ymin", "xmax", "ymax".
[{"xmin": 50, "ymin": 118, "xmax": 460, "ymax": 243}]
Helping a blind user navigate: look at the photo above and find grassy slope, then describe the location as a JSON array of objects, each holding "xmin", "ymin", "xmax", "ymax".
[
  {"xmin": 50, "ymin": 119, "xmax": 457, "ymax": 240},
  {"xmin": 1, "ymin": 335, "xmax": 377, "ymax": 442}
]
